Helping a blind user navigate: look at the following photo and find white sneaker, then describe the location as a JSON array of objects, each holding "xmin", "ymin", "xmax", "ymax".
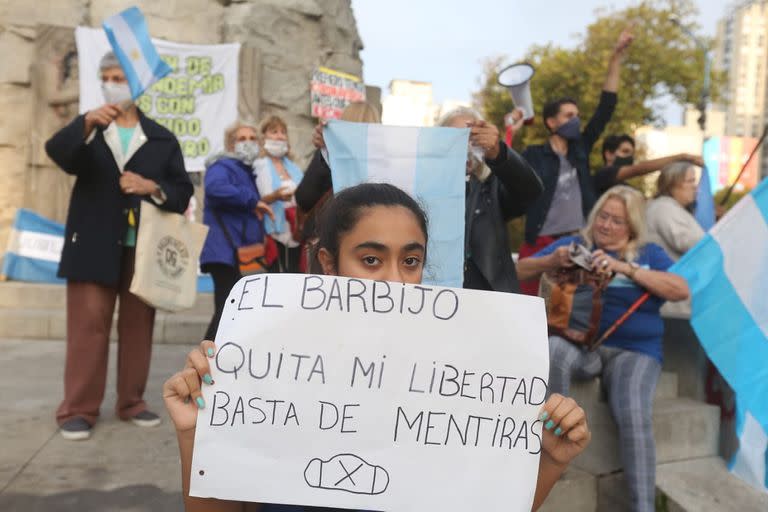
[
  {"xmin": 60, "ymin": 417, "xmax": 92, "ymax": 441},
  {"xmin": 130, "ymin": 410, "xmax": 161, "ymax": 427}
]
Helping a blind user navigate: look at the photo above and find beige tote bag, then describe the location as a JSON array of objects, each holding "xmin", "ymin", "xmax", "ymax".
[{"xmin": 130, "ymin": 201, "xmax": 209, "ymax": 312}]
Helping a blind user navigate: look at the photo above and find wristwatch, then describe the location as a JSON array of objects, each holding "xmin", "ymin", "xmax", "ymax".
[{"xmin": 626, "ymin": 262, "xmax": 640, "ymax": 279}]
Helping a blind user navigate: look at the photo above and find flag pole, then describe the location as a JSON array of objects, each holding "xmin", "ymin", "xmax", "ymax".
[
  {"xmin": 720, "ymin": 123, "xmax": 768, "ymax": 206},
  {"xmin": 591, "ymin": 292, "xmax": 650, "ymax": 350}
]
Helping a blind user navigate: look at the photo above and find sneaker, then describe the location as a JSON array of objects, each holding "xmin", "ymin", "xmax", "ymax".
[
  {"xmin": 130, "ymin": 410, "xmax": 161, "ymax": 428},
  {"xmin": 60, "ymin": 417, "xmax": 92, "ymax": 441}
]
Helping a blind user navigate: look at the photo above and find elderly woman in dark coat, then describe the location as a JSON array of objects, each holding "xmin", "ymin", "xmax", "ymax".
[{"xmin": 45, "ymin": 52, "xmax": 193, "ymax": 440}]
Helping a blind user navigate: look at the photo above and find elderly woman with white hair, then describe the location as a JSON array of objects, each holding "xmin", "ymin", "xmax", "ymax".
[
  {"xmin": 646, "ymin": 161, "xmax": 706, "ymax": 399},
  {"xmin": 646, "ymin": 161, "xmax": 704, "ymax": 262},
  {"xmin": 45, "ymin": 51, "xmax": 193, "ymax": 440},
  {"xmin": 200, "ymin": 120, "xmax": 273, "ymax": 341},
  {"xmin": 438, "ymin": 106, "xmax": 543, "ymax": 292},
  {"xmin": 517, "ymin": 185, "xmax": 689, "ymax": 512}
]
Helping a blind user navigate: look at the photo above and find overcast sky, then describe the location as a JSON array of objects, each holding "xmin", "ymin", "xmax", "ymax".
[{"xmin": 350, "ymin": 0, "xmax": 726, "ymax": 124}]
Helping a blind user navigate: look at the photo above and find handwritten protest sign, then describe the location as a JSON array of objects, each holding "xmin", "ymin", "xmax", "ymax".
[
  {"xmin": 75, "ymin": 26, "xmax": 239, "ymax": 171},
  {"xmin": 190, "ymin": 274, "xmax": 550, "ymax": 511},
  {"xmin": 310, "ymin": 66, "xmax": 366, "ymax": 120}
]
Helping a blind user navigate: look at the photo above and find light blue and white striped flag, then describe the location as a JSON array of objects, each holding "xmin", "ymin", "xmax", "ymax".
[
  {"xmin": 694, "ymin": 163, "xmax": 716, "ymax": 230},
  {"xmin": 672, "ymin": 178, "xmax": 768, "ymax": 493},
  {"xmin": 1, "ymin": 209, "xmax": 65, "ymax": 284},
  {"xmin": 0, "ymin": 208, "xmax": 214, "ymax": 292},
  {"xmin": 102, "ymin": 7, "xmax": 172, "ymax": 99},
  {"xmin": 324, "ymin": 121, "xmax": 468, "ymax": 288}
]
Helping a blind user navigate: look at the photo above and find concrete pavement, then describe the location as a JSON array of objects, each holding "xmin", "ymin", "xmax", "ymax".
[{"xmin": 0, "ymin": 338, "xmax": 191, "ymax": 511}]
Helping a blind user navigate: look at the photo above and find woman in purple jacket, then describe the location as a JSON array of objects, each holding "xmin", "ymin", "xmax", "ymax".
[{"xmin": 200, "ymin": 121, "xmax": 272, "ymax": 340}]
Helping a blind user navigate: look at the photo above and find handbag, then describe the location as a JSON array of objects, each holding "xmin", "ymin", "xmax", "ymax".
[
  {"xmin": 538, "ymin": 242, "xmax": 613, "ymax": 349},
  {"xmin": 130, "ymin": 202, "xmax": 209, "ymax": 312},
  {"xmin": 213, "ymin": 211, "xmax": 270, "ymax": 276}
]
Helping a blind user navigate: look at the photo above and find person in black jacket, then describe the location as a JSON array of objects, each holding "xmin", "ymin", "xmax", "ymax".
[
  {"xmin": 295, "ymin": 101, "xmax": 382, "ymax": 237},
  {"xmin": 45, "ymin": 52, "xmax": 193, "ymax": 440},
  {"xmin": 518, "ymin": 28, "xmax": 634, "ymax": 295},
  {"xmin": 438, "ymin": 107, "xmax": 543, "ymax": 293}
]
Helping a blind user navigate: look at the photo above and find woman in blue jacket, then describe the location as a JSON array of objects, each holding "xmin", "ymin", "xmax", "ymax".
[{"xmin": 201, "ymin": 121, "xmax": 271, "ymax": 340}]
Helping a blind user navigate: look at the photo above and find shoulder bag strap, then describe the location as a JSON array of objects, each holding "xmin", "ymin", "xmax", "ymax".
[{"xmin": 213, "ymin": 210, "xmax": 239, "ymax": 251}]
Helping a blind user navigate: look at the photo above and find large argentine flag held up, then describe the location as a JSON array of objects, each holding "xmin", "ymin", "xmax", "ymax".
[
  {"xmin": 324, "ymin": 121, "xmax": 468, "ymax": 288},
  {"xmin": 102, "ymin": 7, "xmax": 172, "ymax": 99},
  {"xmin": 672, "ymin": 178, "xmax": 768, "ymax": 493}
]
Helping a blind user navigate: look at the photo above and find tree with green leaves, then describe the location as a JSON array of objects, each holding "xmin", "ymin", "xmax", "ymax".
[{"xmin": 475, "ymin": 0, "xmax": 722, "ymax": 164}]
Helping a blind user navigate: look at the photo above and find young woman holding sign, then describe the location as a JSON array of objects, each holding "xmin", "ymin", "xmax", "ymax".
[{"xmin": 164, "ymin": 183, "xmax": 591, "ymax": 511}]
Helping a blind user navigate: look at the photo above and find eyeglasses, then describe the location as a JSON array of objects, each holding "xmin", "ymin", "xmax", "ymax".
[{"xmin": 596, "ymin": 210, "xmax": 628, "ymax": 228}]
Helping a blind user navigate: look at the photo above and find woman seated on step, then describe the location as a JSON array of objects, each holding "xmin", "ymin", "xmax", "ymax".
[
  {"xmin": 516, "ymin": 185, "xmax": 689, "ymax": 512},
  {"xmin": 165, "ymin": 183, "xmax": 592, "ymax": 511}
]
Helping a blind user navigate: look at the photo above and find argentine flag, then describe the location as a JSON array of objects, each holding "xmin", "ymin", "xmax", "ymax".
[
  {"xmin": 672, "ymin": 177, "xmax": 768, "ymax": 493},
  {"xmin": 0, "ymin": 209, "xmax": 214, "ymax": 293},
  {"xmin": 694, "ymin": 163, "xmax": 716, "ymax": 230},
  {"xmin": 102, "ymin": 7, "xmax": 172, "ymax": 99},
  {"xmin": 1, "ymin": 209, "xmax": 65, "ymax": 284},
  {"xmin": 324, "ymin": 121, "xmax": 468, "ymax": 288}
]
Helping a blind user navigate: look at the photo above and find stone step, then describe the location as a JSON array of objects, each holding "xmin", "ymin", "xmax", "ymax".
[
  {"xmin": 569, "ymin": 371, "xmax": 678, "ymax": 406},
  {"xmin": 656, "ymin": 457, "xmax": 768, "ymax": 511},
  {"xmin": 596, "ymin": 457, "xmax": 768, "ymax": 511},
  {"xmin": 0, "ymin": 281, "xmax": 214, "ymax": 316},
  {"xmin": 0, "ymin": 307, "xmax": 210, "ymax": 345},
  {"xmin": 539, "ymin": 468, "xmax": 597, "ymax": 512},
  {"xmin": 573, "ymin": 398, "xmax": 720, "ymax": 476}
]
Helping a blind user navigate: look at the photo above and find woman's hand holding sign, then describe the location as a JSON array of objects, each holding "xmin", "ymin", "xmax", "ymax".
[
  {"xmin": 531, "ymin": 394, "xmax": 591, "ymax": 510},
  {"xmin": 163, "ymin": 340, "xmax": 216, "ymax": 433},
  {"xmin": 539, "ymin": 394, "xmax": 591, "ymax": 465}
]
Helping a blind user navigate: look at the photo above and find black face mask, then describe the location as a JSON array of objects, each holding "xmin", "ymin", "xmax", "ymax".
[{"xmin": 613, "ymin": 155, "xmax": 634, "ymax": 167}]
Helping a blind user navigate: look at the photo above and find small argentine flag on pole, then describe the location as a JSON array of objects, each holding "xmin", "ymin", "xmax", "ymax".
[{"xmin": 102, "ymin": 7, "xmax": 172, "ymax": 99}]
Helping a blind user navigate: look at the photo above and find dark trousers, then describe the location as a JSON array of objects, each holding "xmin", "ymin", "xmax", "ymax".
[
  {"xmin": 276, "ymin": 242, "xmax": 301, "ymax": 274},
  {"xmin": 204, "ymin": 263, "xmax": 241, "ymax": 341},
  {"xmin": 56, "ymin": 248, "xmax": 155, "ymax": 426}
]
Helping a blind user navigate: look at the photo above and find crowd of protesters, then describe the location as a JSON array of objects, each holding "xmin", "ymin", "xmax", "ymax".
[{"xmin": 44, "ymin": 24, "xmax": 719, "ymax": 511}]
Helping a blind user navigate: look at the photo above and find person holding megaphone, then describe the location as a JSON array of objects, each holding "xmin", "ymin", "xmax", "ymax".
[{"xmin": 518, "ymin": 28, "xmax": 634, "ymax": 296}]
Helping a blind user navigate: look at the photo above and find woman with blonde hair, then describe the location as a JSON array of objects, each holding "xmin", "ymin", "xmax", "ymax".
[
  {"xmin": 254, "ymin": 115, "xmax": 304, "ymax": 273},
  {"xmin": 201, "ymin": 119, "xmax": 272, "ymax": 340},
  {"xmin": 517, "ymin": 185, "xmax": 689, "ymax": 512}
]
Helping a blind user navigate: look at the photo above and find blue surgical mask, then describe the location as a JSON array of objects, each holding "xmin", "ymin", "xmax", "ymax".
[{"xmin": 556, "ymin": 117, "xmax": 581, "ymax": 141}]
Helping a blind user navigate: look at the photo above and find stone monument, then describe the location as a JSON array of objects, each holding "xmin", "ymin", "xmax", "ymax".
[{"xmin": 0, "ymin": 0, "xmax": 369, "ymax": 259}]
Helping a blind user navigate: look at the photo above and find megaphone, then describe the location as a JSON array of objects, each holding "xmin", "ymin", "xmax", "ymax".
[{"xmin": 497, "ymin": 63, "xmax": 535, "ymax": 122}]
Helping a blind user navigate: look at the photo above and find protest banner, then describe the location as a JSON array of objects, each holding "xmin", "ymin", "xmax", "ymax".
[
  {"xmin": 75, "ymin": 26, "xmax": 239, "ymax": 172},
  {"xmin": 310, "ymin": 66, "xmax": 366, "ymax": 120},
  {"xmin": 190, "ymin": 274, "xmax": 549, "ymax": 511}
]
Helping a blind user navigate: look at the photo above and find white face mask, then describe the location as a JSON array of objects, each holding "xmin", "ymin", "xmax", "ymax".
[
  {"xmin": 101, "ymin": 82, "xmax": 132, "ymax": 105},
  {"xmin": 234, "ymin": 140, "xmax": 260, "ymax": 165},
  {"xmin": 264, "ymin": 139, "xmax": 288, "ymax": 158}
]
